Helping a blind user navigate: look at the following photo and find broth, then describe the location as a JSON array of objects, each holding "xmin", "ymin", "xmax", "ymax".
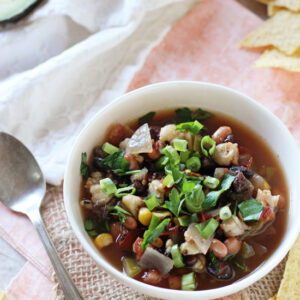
[{"xmin": 80, "ymin": 109, "xmax": 288, "ymax": 290}]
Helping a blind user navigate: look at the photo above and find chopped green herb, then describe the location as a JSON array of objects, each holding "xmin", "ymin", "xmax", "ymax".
[
  {"xmin": 202, "ymin": 174, "xmax": 235, "ymax": 210},
  {"xmin": 186, "ymin": 156, "xmax": 201, "ymax": 172},
  {"xmin": 178, "ymin": 213, "xmax": 198, "ymax": 227},
  {"xmin": 163, "ymin": 174, "xmax": 174, "ymax": 188},
  {"xmin": 192, "ymin": 108, "xmax": 213, "ymax": 121},
  {"xmin": 181, "ymin": 272, "xmax": 196, "ymax": 291},
  {"xmin": 100, "ymin": 178, "xmax": 117, "ymax": 195},
  {"xmin": 180, "ymin": 150, "xmax": 190, "ymax": 163},
  {"xmin": 87, "ymin": 230, "xmax": 98, "ymax": 237},
  {"xmin": 156, "ymin": 156, "xmax": 169, "ymax": 169},
  {"xmin": 141, "ymin": 218, "xmax": 171, "ymax": 251},
  {"xmin": 238, "ymin": 198, "xmax": 263, "ymax": 222},
  {"xmin": 171, "ymin": 244, "xmax": 185, "ymax": 268},
  {"xmin": 148, "ymin": 214, "xmax": 160, "ymax": 231},
  {"xmin": 170, "ymin": 163, "xmax": 184, "ymax": 184},
  {"xmin": 101, "ymin": 150, "xmax": 129, "ymax": 172},
  {"xmin": 184, "ymin": 184, "xmax": 205, "ymax": 213},
  {"xmin": 181, "ymin": 179, "xmax": 196, "ymax": 194},
  {"xmin": 203, "ymin": 176, "xmax": 220, "ymax": 189},
  {"xmin": 80, "ymin": 152, "xmax": 89, "ymax": 179},
  {"xmin": 165, "ymin": 188, "xmax": 181, "ymax": 217},
  {"xmin": 138, "ymin": 111, "xmax": 156, "ymax": 125},
  {"xmin": 176, "ymin": 120, "xmax": 204, "ymax": 134},
  {"xmin": 115, "ymin": 186, "xmax": 136, "ymax": 198},
  {"xmin": 201, "ymin": 136, "xmax": 216, "ymax": 157},
  {"xmin": 233, "ymin": 260, "xmax": 248, "ymax": 272},
  {"xmin": 173, "ymin": 138, "xmax": 188, "ymax": 152},
  {"xmin": 102, "ymin": 142, "xmax": 119, "ymax": 155},
  {"xmin": 196, "ymin": 218, "xmax": 219, "ymax": 239},
  {"xmin": 175, "ymin": 107, "xmax": 193, "ymax": 123},
  {"xmin": 108, "ymin": 206, "xmax": 131, "ymax": 225},
  {"xmin": 162, "ymin": 146, "xmax": 180, "ymax": 165},
  {"xmin": 209, "ymin": 251, "xmax": 219, "ymax": 273},
  {"xmin": 116, "ymin": 170, "xmax": 141, "ymax": 176},
  {"xmin": 219, "ymin": 206, "xmax": 232, "ymax": 221},
  {"xmin": 145, "ymin": 194, "xmax": 160, "ymax": 211},
  {"xmin": 84, "ymin": 219, "xmax": 95, "ymax": 231}
]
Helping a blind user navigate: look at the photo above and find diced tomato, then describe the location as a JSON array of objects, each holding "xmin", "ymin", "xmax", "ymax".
[
  {"xmin": 132, "ymin": 237, "xmax": 144, "ymax": 260},
  {"xmin": 117, "ymin": 229, "xmax": 139, "ymax": 251},
  {"xmin": 147, "ymin": 140, "xmax": 161, "ymax": 160},
  {"xmin": 260, "ymin": 207, "xmax": 275, "ymax": 222},
  {"xmin": 142, "ymin": 269, "xmax": 163, "ymax": 285},
  {"xmin": 107, "ymin": 123, "xmax": 128, "ymax": 146},
  {"xmin": 161, "ymin": 225, "xmax": 179, "ymax": 236}
]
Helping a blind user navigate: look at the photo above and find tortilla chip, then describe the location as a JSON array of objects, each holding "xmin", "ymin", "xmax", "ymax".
[
  {"xmin": 276, "ymin": 234, "xmax": 300, "ymax": 300},
  {"xmin": 254, "ymin": 48, "xmax": 300, "ymax": 72},
  {"xmin": 241, "ymin": 10, "xmax": 300, "ymax": 55},
  {"xmin": 268, "ymin": 297, "xmax": 276, "ymax": 300},
  {"xmin": 256, "ymin": 0, "xmax": 272, "ymax": 3},
  {"xmin": 0, "ymin": 290, "xmax": 7, "ymax": 300},
  {"xmin": 267, "ymin": 4, "xmax": 282, "ymax": 16},
  {"xmin": 273, "ymin": 0, "xmax": 300, "ymax": 11}
]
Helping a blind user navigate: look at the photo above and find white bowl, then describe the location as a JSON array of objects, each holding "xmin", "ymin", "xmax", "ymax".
[{"xmin": 64, "ymin": 81, "xmax": 300, "ymax": 300}]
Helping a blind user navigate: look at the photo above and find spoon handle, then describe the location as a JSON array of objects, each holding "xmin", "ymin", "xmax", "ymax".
[{"xmin": 29, "ymin": 210, "xmax": 84, "ymax": 300}]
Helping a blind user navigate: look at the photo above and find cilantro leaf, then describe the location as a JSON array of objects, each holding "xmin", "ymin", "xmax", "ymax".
[
  {"xmin": 141, "ymin": 218, "xmax": 170, "ymax": 250},
  {"xmin": 175, "ymin": 107, "xmax": 193, "ymax": 123},
  {"xmin": 108, "ymin": 206, "xmax": 131, "ymax": 225},
  {"xmin": 138, "ymin": 111, "xmax": 156, "ymax": 125},
  {"xmin": 165, "ymin": 188, "xmax": 181, "ymax": 217},
  {"xmin": 192, "ymin": 108, "xmax": 214, "ymax": 121},
  {"xmin": 80, "ymin": 152, "xmax": 89, "ymax": 179},
  {"xmin": 101, "ymin": 150, "xmax": 129, "ymax": 172}
]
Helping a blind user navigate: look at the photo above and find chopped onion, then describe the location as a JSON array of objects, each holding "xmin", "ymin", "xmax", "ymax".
[
  {"xmin": 126, "ymin": 123, "xmax": 153, "ymax": 154},
  {"xmin": 138, "ymin": 247, "xmax": 174, "ymax": 275}
]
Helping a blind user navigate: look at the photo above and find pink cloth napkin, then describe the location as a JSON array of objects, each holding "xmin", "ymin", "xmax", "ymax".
[{"xmin": 2, "ymin": 0, "xmax": 300, "ymax": 298}]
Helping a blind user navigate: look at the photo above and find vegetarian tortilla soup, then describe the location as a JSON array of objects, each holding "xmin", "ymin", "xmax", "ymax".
[{"xmin": 79, "ymin": 108, "xmax": 287, "ymax": 291}]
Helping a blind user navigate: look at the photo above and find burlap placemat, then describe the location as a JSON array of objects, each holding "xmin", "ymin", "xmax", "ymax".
[{"xmin": 42, "ymin": 185, "xmax": 287, "ymax": 300}]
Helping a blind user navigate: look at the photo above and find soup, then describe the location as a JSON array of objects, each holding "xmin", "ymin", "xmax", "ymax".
[{"xmin": 79, "ymin": 108, "xmax": 287, "ymax": 291}]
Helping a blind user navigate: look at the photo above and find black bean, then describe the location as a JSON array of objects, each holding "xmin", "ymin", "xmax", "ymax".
[
  {"xmin": 207, "ymin": 260, "xmax": 234, "ymax": 280},
  {"xmin": 133, "ymin": 180, "xmax": 147, "ymax": 196},
  {"xmin": 233, "ymin": 172, "xmax": 250, "ymax": 193},
  {"xmin": 201, "ymin": 157, "xmax": 216, "ymax": 171},
  {"xmin": 185, "ymin": 255, "xmax": 198, "ymax": 267},
  {"xmin": 224, "ymin": 134, "xmax": 236, "ymax": 143},
  {"xmin": 93, "ymin": 146, "xmax": 107, "ymax": 158},
  {"xmin": 229, "ymin": 166, "xmax": 254, "ymax": 179},
  {"xmin": 92, "ymin": 157, "xmax": 109, "ymax": 172},
  {"xmin": 149, "ymin": 126, "xmax": 161, "ymax": 140}
]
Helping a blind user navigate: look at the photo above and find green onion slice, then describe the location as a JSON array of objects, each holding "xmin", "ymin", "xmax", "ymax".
[
  {"xmin": 186, "ymin": 156, "xmax": 201, "ymax": 172},
  {"xmin": 184, "ymin": 184, "xmax": 205, "ymax": 213},
  {"xmin": 156, "ymin": 156, "xmax": 169, "ymax": 169},
  {"xmin": 201, "ymin": 136, "xmax": 216, "ymax": 157},
  {"xmin": 163, "ymin": 174, "xmax": 174, "ymax": 188},
  {"xmin": 162, "ymin": 145, "xmax": 180, "ymax": 165},
  {"xmin": 171, "ymin": 244, "xmax": 185, "ymax": 268},
  {"xmin": 173, "ymin": 138, "xmax": 188, "ymax": 152},
  {"xmin": 100, "ymin": 178, "xmax": 117, "ymax": 195},
  {"xmin": 84, "ymin": 219, "xmax": 95, "ymax": 231},
  {"xmin": 176, "ymin": 120, "xmax": 204, "ymax": 134},
  {"xmin": 219, "ymin": 206, "xmax": 232, "ymax": 221},
  {"xmin": 115, "ymin": 186, "xmax": 136, "ymax": 198},
  {"xmin": 80, "ymin": 152, "xmax": 89, "ymax": 179},
  {"xmin": 203, "ymin": 176, "xmax": 220, "ymax": 189},
  {"xmin": 102, "ymin": 142, "xmax": 119, "ymax": 155},
  {"xmin": 238, "ymin": 198, "xmax": 264, "ymax": 222},
  {"xmin": 181, "ymin": 272, "xmax": 196, "ymax": 291},
  {"xmin": 145, "ymin": 194, "xmax": 160, "ymax": 211},
  {"xmin": 180, "ymin": 150, "xmax": 190, "ymax": 163},
  {"xmin": 195, "ymin": 218, "xmax": 219, "ymax": 239},
  {"xmin": 141, "ymin": 218, "xmax": 170, "ymax": 251},
  {"xmin": 178, "ymin": 213, "xmax": 198, "ymax": 227}
]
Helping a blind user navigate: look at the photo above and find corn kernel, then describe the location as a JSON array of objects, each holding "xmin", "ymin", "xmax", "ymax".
[
  {"xmin": 0, "ymin": 289, "xmax": 8, "ymax": 300},
  {"xmin": 151, "ymin": 237, "xmax": 163, "ymax": 248},
  {"xmin": 94, "ymin": 233, "xmax": 113, "ymax": 250},
  {"xmin": 138, "ymin": 207, "xmax": 152, "ymax": 226}
]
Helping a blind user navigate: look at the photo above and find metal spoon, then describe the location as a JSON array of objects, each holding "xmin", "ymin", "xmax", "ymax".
[{"xmin": 0, "ymin": 132, "xmax": 83, "ymax": 300}]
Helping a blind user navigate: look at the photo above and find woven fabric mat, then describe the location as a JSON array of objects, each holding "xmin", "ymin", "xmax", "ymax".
[{"xmin": 41, "ymin": 185, "xmax": 287, "ymax": 300}]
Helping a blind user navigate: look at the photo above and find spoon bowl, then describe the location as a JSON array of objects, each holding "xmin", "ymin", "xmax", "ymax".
[{"xmin": 0, "ymin": 132, "xmax": 83, "ymax": 300}]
